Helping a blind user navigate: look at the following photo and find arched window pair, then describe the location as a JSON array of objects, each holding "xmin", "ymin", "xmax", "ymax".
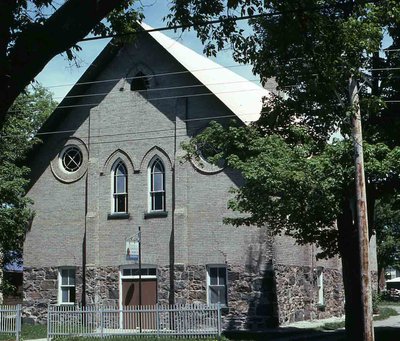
[{"xmin": 111, "ymin": 158, "xmax": 165, "ymax": 214}]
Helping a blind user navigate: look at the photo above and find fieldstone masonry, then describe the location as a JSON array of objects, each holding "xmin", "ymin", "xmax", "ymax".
[
  {"xmin": 85, "ymin": 266, "xmax": 119, "ymax": 305},
  {"xmin": 23, "ymin": 263, "xmax": 344, "ymax": 327},
  {"xmin": 23, "ymin": 267, "xmax": 83, "ymax": 323},
  {"xmin": 275, "ymin": 265, "xmax": 344, "ymax": 324}
]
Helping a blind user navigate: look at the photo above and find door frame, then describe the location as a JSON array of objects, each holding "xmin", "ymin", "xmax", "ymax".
[{"xmin": 118, "ymin": 265, "xmax": 158, "ymax": 328}]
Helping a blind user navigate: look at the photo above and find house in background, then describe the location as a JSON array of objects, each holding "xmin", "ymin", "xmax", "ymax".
[{"xmin": 23, "ymin": 24, "xmax": 345, "ymax": 328}]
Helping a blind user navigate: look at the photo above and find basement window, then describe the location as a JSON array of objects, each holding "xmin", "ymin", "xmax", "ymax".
[{"xmin": 58, "ymin": 267, "xmax": 76, "ymax": 304}]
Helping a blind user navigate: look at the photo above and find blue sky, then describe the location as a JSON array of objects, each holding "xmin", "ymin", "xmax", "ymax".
[{"xmin": 36, "ymin": 0, "xmax": 255, "ymax": 101}]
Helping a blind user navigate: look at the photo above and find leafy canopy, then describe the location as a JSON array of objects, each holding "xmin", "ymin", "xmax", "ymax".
[
  {"xmin": 375, "ymin": 197, "xmax": 400, "ymax": 273},
  {"xmin": 171, "ymin": 0, "xmax": 400, "ymax": 259},
  {"xmin": 0, "ymin": 1, "xmax": 144, "ymax": 128},
  {"xmin": 0, "ymin": 85, "xmax": 57, "ymax": 268}
]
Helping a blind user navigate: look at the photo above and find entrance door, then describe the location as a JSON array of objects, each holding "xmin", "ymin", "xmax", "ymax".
[
  {"xmin": 122, "ymin": 279, "xmax": 157, "ymax": 306},
  {"xmin": 121, "ymin": 278, "xmax": 157, "ymax": 329}
]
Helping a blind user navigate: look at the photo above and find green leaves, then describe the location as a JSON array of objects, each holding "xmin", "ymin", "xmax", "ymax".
[
  {"xmin": 173, "ymin": 0, "xmax": 400, "ymax": 258},
  {"xmin": 0, "ymin": 84, "xmax": 56, "ymax": 269},
  {"xmin": 375, "ymin": 197, "xmax": 400, "ymax": 271}
]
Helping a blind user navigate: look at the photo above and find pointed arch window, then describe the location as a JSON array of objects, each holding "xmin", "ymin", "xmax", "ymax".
[
  {"xmin": 131, "ymin": 71, "xmax": 149, "ymax": 91},
  {"xmin": 150, "ymin": 158, "xmax": 165, "ymax": 211},
  {"xmin": 112, "ymin": 161, "xmax": 128, "ymax": 213}
]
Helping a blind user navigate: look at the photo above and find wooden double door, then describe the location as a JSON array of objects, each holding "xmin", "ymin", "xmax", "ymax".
[{"xmin": 121, "ymin": 278, "xmax": 157, "ymax": 329}]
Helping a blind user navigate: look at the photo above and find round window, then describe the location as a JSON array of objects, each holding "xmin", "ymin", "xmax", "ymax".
[
  {"xmin": 190, "ymin": 141, "xmax": 225, "ymax": 174},
  {"xmin": 61, "ymin": 146, "xmax": 83, "ymax": 173}
]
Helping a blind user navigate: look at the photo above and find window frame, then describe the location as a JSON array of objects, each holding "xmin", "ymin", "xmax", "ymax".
[
  {"xmin": 60, "ymin": 145, "xmax": 83, "ymax": 173},
  {"xmin": 317, "ymin": 270, "xmax": 324, "ymax": 306},
  {"xmin": 112, "ymin": 160, "xmax": 128, "ymax": 214},
  {"xmin": 58, "ymin": 267, "xmax": 76, "ymax": 305},
  {"xmin": 206, "ymin": 265, "xmax": 228, "ymax": 306},
  {"xmin": 148, "ymin": 158, "xmax": 165, "ymax": 212}
]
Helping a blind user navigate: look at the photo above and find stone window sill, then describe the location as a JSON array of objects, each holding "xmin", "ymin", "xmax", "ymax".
[
  {"xmin": 107, "ymin": 213, "xmax": 130, "ymax": 220},
  {"xmin": 144, "ymin": 211, "xmax": 168, "ymax": 219}
]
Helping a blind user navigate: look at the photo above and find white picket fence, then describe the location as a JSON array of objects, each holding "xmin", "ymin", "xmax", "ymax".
[
  {"xmin": 0, "ymin": 304, "xmax": 21, "ymax": 341},
  {"xmin": 47, "ymin": 304, "xmax": 221, "ymax": 339}
]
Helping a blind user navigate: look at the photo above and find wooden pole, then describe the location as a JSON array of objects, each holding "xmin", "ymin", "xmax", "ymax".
[{"xmin": 349, "ymin": 76, "xmax": 374, "ymax": 341}]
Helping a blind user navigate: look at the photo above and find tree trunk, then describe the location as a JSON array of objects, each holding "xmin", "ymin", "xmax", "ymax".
[
  {"xmin": 337, "ymin": 198, "xmax": 365, "ymax": 341},
  {"xmin": 0, "ymin": 0, "xmax": 127, "ymax": 128},
  {"xmin": 378, "ymin": 266, "xmax": 386, "ymax": 293}
]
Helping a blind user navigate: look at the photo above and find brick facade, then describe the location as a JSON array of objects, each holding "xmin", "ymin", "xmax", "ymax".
[{"xmin": 23, "ymin": 29, "xmax": 347, "ymax": 328}]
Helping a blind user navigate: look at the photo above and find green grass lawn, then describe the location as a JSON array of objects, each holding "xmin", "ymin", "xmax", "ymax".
[{"xmin": 0, "ymin": 323, "xmax": 47, "ymax": 340}]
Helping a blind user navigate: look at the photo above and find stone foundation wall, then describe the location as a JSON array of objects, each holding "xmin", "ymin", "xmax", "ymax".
[
  {"xmin": 274, "ymin": 264, "xmax": 344, "ymax": 324},
  {"xmin": 23, "ymin": 267, "xmax": 83, "ymax": 323},
  {"xmin": 159, "ymin": 264, "xmax": 278, "ymax": 330},
  {"xmin": 24, "ymin": 264, "xmax": 344, "ymax": 328},
  {"xmin": 85, "ymin": 266, "xmax": 119, "ymax": 305}
]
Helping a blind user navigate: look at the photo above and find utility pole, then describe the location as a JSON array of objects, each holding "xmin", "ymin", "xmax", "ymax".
[{"xmin": 349, "ymin": 76, "xmax": 374, "ymax": 341}]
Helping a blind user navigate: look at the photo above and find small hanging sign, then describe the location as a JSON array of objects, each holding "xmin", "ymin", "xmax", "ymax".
[
  {"xmin": 126, "ymin": 240, "xmax": 139, "ymax": 261},
  {"xmin": 126, "ymin": 230, "xmax": 140, "ymax": 261}
]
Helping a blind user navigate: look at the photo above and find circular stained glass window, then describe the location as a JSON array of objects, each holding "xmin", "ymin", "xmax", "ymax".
[{"xmin": 61, "ymin": 146, "xmax": 83, "ymax": 172}]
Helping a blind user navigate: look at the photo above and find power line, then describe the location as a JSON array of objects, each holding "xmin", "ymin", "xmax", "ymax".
[
  {"xmin": 43, "ymin": 64, "xmax": 248, "ymax": 89},
  {"xmin": 8, "ymin": 86, "xmax": 272, "ymax": 115},
  {"xmin": 369, "ymin": 67, "xmax": 400, "ymax": 72},
  {"xmin": 9, "ymin": 74, "xmax": 400, "ymax": 117},
  {"xmin": 39, "ymin": 63, "xmax": 400, "ymax": 91},
  {"xmin": 4, "ymin": 93, "xmax": 400, "ymax": 141},
  {"xmin": 78, "ymin": 1, "xmax": 380, "ymax": 43},
  {"xmin": 53, "ymin": 78, "xmax": 264, "ymax": 101},
  {"xmin": 0, "ymin": 110, "xmax": 257, "ymax": 140},
  {"xmin": 80, "ymin": 13, "xmax": 266, "ymax": 42}
]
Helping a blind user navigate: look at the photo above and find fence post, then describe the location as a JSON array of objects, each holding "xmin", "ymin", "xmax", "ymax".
[
  {"xmin": 15, "ymin": 304, "xmax": 21, "ymax": 341},
  {"xmin": 47, "ymin": 305, "xmax": 51, "ymax": 341},
  {"xmin": 217, "ymin": 303, "xmax": 221, "ymax": 341},
  {"xmin": 100, "ymin": 307, "xmax": 104, "ymax": 339},
  {"xmin": 156, "ymin": 304, "xmax": 160, "ymax": 338}
]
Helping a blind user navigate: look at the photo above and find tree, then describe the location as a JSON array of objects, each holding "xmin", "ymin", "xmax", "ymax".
[
  {"xmin": 0, "ymin": 0, "xmax": 143, "ymax": 129},
  {"xmin": 168, "ymin": 1, "xmax": 400, "ymax": 339},
  {"xmin": 375, "ymin": 197, "xmax": 400, "ymax": 288},
  {"xmin": 0, "ymin": 84, "xmax": 57, "ymax": 286}
]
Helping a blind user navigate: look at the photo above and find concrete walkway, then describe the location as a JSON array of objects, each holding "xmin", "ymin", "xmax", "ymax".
[
  {"xmin": 283, "ymin": 305, "xmax": 400, "ymax": 330},
  {"xmin": 275, "ymin": 305, "xmax": 400, "ymax": 340}
]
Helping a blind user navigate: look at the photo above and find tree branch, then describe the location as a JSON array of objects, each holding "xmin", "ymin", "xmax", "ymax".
[{"xmin": 0, "ymin": 0, "xmax": 127, "ymax": 127}]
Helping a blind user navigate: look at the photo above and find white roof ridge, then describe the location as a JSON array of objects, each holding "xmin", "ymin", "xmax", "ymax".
[{"xmin": 141, "ymin": 22, "xmax": 269, "ymax": 124}]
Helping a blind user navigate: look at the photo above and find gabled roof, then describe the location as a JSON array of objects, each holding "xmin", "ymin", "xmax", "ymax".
[
  {"xmin": 39, "ymin": 23, "xmax": 269, "ymax": 137},
  {"xmin": 142, "ymin": 23, "xmax": 269, "ymax": 124}
]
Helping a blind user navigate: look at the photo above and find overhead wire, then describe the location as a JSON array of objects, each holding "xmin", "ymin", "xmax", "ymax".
[
  {"xmin": 0, "ymin": 111, "xmax": 258, "ymax": 140},
  {"xmin": 11, "ymin": 77, "xmax": 398, "ymax": 114},
  {"xmin": 6, "ymin": 72, "xmax": 400, "ymax": 139},
  {"xmin": 6, "ymin": 2, "xmax": 400, "ymax": 140},
  {"xmin": 43, "ymin": 64, "xmax": 249, "ymax": 89},
  {"xmin": 76, "ymin": 0, "xmax": 383, "ymax": 42},
  {"xmin": 38, "ymin": 64, "xmax": 400, "ymax": 92},
  {"xmin": 52, "ymin": 77, "xmax": 265, "ymax": 101},
  {"xmin": 4, "ymin": 89, "xmax": 400, "ymax": 141}
]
